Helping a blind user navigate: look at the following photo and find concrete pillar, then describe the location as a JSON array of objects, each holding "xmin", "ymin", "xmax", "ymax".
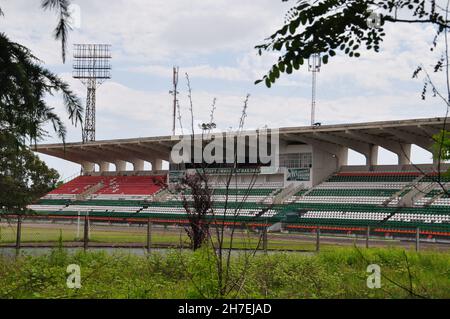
[
  {"xmin": 132, "ymin": 159, "xmax": 145, "ymax": 172},
  {"xmin": 114, "ymin": 160, "xmax": 127, "ymax": 172},
  {"xmin": 81, "ymin": 162, "xmax": 95, "ymax": 174},
  {"xmin": 398, "ymin": 143, "xmax": 411, "ymax": 165},
  {"xmin": 367, "ymin": 145, "xmax": 378, "ymax": 166},
  {"xmin": 338, "ymin": 147, "xmax": 349, "ymax": 167},
  {"xmin": 99, "ymin": 162, "xmax": 110, "ymax": 172},
  {"xmin": 152, "ymin": 158, "xmax": 163, "ymax": 171}
]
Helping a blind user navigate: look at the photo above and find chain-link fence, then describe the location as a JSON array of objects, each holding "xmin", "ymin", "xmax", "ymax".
[{"xmin": 0, "ymin": 215, "xmax": 443, "ymax": 253}]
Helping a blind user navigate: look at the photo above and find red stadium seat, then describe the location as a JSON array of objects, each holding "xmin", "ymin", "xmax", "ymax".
[{"xmin": 50, "ymin": 175, "xmax": 167, "ymax": 196}]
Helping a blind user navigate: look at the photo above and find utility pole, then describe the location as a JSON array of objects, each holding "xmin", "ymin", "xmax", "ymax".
[
  {"xmin": 308, "ymin": 53, "xmax": 321, "ymax": 126},
  {"xmin": 169, "ymin": 66, "xmax": 179, "ymax": 136}
]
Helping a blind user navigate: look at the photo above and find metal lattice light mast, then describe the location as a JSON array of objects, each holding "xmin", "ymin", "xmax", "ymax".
[
  {"xmin": 308, "ymin": 53, "xmax": 321, "ymax": 126},
  {"xmin": 169, "ymin": 66, "xmax": 179, "ymax": 136},
  {"xmin": 73, "ymin": 44, "xmax": 111, "ymax": 142}
]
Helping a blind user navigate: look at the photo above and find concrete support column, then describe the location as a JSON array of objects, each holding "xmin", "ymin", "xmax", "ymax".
[
  {"xmin": 132, "ymin": 159, "xmax": 145, "ymax": 172},
  {"xmin": 114, "ymin": 160, "xmax": 127, "ymax": 172},
  {"xmin": 398, "ymin": 143, "xmax": 411, "ymax": 165},
  {"xmin": 99, "ymin": 162, "xmax": 110, "ymax": 173},
  {"xmin": 81, "ymin": 162, "xmax": 95, "ymax": 174},
  {"xmin": 367, "ymin": 145, "xmax": 378, "ymax": 166},
  {"xmin": 152, "ymin": 158, "xmax": 163, "ymax": 171},
  {"xmin": 337, "ymin": 147, "xmax": 349, "ymax": 167}
]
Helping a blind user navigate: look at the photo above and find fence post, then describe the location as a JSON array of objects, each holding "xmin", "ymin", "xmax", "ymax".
[
  {"xmin": 76, "ymin": 211, "xmax": 81, "ymax": 240},
  {"xmin": 415, "ymin": 227, "xmax": 420, "ymax": 252},
  {"xmin": 366, "ymin": 225, "xmax": 370, "ymax": 249},
  {"xmin": 316, "ymin": 227, "xmax": 320, "ymax": 252},
  {"xmin": 147, "ymin": 219, "xmax": 152, "ymax": 254},
  {"xmin": 88, "ymin": 212, "xmax": 91, "ymax": 240},
  {"xmin": 262, "ymin": 226, "xmax": 268, "ymax": 254},
  {"xmin": 15, "ymin": 215, "xmax": 22, "ymax": 254},
  {"xmin": 83, "ymin": 214, "xmax": 89, "ymax": 251}
]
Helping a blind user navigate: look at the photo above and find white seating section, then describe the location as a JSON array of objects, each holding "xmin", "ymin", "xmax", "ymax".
[
  {"xmin": 389, "ymin": 213, "xmax": 450, "ymax": 223},
  {"xmin": 295, "ymin": 196, "xmax": 389, "ymax": 205},
  {"xmin": 206, "ymin": 182, "xmax": 284, "ymax": 189},
  {"xmin": 61, "ymin": 205, "xmax": 141, "ymax": 213},
  {"xmin": 315, "ymin": 182, "xmax": 406, "ymax": 189},
  {"xmin": 27, "ymin": 205, "xmax": 66, "ymax": 212},
  {"xmin": 302, "ymin": 211, "xmax": 390, "ymax": 221},
  {"xmin": 90, "ymin": 194, "xmax": 153, "ymax": 201},
  {"xmin": 140, "ymin": 206, "xmax": 278, "ymax": 218},
  {"xmin": 43, "ymin": 194, "xmax": 76, "ymax": 200}
]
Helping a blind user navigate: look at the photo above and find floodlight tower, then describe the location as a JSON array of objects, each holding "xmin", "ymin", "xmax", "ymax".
[
  {"xmin": 308, "ymin": 53, "xmax": 321, "ymax": 126},
  {"xmin": 73, "ymin": 44, "xmax": 111, "ymax": 142}
]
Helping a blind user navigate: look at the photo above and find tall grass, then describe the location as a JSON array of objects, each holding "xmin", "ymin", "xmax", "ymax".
[{"xmin": 0, "ymin": 247, "xmax": 448, "ymax": 299}]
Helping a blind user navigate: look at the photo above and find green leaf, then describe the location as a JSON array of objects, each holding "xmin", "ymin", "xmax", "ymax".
[
  {"xmin": 273, "ymin": 65, "xmax": 280, "ymax": 78},
  {"xmin": 322, "ymin": 55, "xmax": 329, "ymax": 64},
  {"xmin": 286, "ymin": 63, "xmax": 293, "ymax": 74},
  {"xmin": 289, "ymin": 19, "xmax": 300, "ymax": 35},
  {"xmin": 274, "ymin": 42, "xmax": 283, "ymax": 51}
]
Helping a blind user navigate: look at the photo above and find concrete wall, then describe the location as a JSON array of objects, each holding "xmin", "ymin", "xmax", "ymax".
[{"xmin": 312, "ymin": 146, "xmax": 347, "ymax": 186}]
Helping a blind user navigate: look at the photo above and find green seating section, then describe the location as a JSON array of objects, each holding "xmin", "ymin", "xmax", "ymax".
[
  {"xmin": 283, "ymin": 202, "xmax": 450, "ymax": 215},
  {"xmin": 294, "ymin": 189, "xmax": 309, "ymax": 196},
  {"xmin": 307, "ymin": 189, "xmax": 398, "ymax": 197},
  {"xmin": 31, "ymin": 172, "xmax": 450, "ymax": 233},
  {"xmin": 182, "ymin": 188, "xmax": 278, "ymax": 196},
  {"xmin": 328, "ymin": 174, "xmax": 418, "ymax": 183},
  {"xmin": 38, "ymin": 199, "xmax": 70, "ymax": 205},
  {"xmin": 425, "ymin": 189, "xmax": 450, "ymax": 198},
  {"xmin": 420, "ymin": 175, "xmax": 450, "ymax": 183}
]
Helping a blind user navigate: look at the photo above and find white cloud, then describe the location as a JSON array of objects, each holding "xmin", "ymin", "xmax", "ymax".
[{"xmin": 2, "ymin": 0, "xmax": 446, "ymax": 176}]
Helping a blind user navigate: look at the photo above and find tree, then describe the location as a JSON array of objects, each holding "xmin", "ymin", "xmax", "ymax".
[
  {"xmin": 0, "ymin": 132, "xmax": 60, "ymax": 214},
  {"xmin": 1, "ymin": 0, "xmax": 73, "ymax": 63},
  {"xmin": 255, "ymin": 0, "xmax": 448, "ymax": 87},
  {"xmin": 0, "ymin": 0, "xmax": 81, "ymax": 214},
  {"xmin": 256, "ymin": 0, "xmax": 450, "ymax": 176},
  {"xmin": 176, "ymin": 172, "xmax": 212, "ymax": 250},
  {"xmin": 169, "ymin": 74, "xmax": 275, "ymax": 298},
  {"xmin": 0, "ymin": 0, "xmax": 81, "ymax": 144}
]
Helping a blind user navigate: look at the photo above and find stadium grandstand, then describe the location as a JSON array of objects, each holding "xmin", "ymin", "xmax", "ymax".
[{"xmin": 26, "ymin": 117, "xmax": 450, "ymax": 240}]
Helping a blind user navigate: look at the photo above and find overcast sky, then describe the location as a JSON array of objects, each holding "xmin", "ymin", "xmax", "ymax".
[{"xmin": 1, "ymin": 0, "xmax": 448, "ymax": 178}]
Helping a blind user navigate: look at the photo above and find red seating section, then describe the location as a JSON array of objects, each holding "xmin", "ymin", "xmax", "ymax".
[
  {"xmin": 50, "ymin": 175, "xmax": 167, "ymax": 196},
  {"xmin": 95, "ymin": 176, "xmax": 166, "ymax": 195},
  {"xmin": 49, "ymin": 176, "xmax": 106, "ymax": 194}
]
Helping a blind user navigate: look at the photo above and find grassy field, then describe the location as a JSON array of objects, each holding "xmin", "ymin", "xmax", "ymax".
[
  {"xmin": 0, "ymin": 246, "xmax": 449, "ymax": 298},
  {"xmin": 0, "ymin": 223, "xmax": 330, "ymax": 250},
  {"xmin": 0, "ymin": 222, "xmax": 430, "ymax": 251}
]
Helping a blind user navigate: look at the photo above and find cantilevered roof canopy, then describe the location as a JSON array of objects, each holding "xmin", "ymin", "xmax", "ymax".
[{"xmin": 34, "ymin": 117, "xmax": 448, "ymax": 169}]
